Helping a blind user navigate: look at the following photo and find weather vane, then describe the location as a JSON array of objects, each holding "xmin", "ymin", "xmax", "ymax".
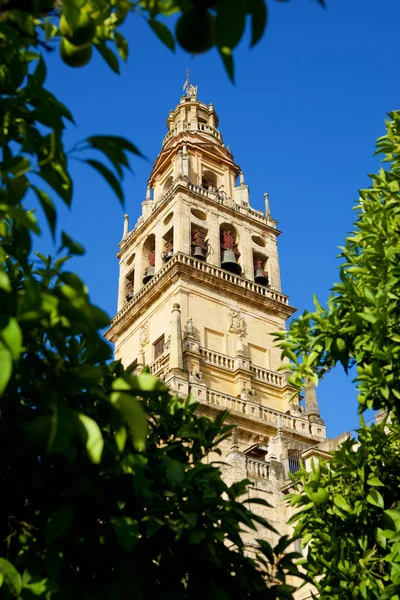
[{"xmin": 183, "ymin": 68, "xmax": 190, "ymax": 93}]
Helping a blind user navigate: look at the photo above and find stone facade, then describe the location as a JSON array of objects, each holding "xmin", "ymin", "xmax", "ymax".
[{"xmin": 105, "ymin": 84, "xmax": 330, "ymax": 573}]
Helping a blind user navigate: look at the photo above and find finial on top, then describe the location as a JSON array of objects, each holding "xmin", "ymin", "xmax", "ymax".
[{"xmin": 182, "ymin": 68, "xmax": 197, "ymax": 99}]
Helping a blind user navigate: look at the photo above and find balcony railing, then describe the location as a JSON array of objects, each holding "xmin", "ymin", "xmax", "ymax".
[
  {"xmin": 246, "ymin": 456, "xmax": 270, "ymax": 480},
  {"xmin": 198, "ymin": 347, "xmax": 234, "ymax": 370},
  {"xmin": 109, "ymin": 252, "xmax": 290, "ymax": 329},
  {"xmin": 148, "ymin": 352, "xmax": 169, "ymax": 378},
  {"xmin": 205, "ymin": 389, "xmax": 310, "ymax": 434},
  {"xmin": 250, "ymin": 365, "xmax": 283, "ymax": 386}
]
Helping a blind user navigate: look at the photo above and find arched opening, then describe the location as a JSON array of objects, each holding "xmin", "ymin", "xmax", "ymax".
[
  {"xmin": 162, "ymin": 175, "xmax": 173, "ymax": 194},
  {"xmin": 253, "ymin": 252, "xmax": 269, "ymax": 286},
  {"xmin": 201, "ymin": 169, "xmax": 218, "ymax": 191},
  {"xmin": 162, "ymin": 227, "xmax": 174, "ymax": 263},
  {"xmin": 124, "ymin": 254, "xmax": 135, "ymax": 303},
  {"xmin": 220, "ymin": 223, "xmax": 241, "ymax": 275},
  {"xmin": 191, "ymin": 224, "xmax": 208, "ymax": 261},
  {"xmin": 142, "ymin": 234, "xmax": 156, "ymax": 285}
]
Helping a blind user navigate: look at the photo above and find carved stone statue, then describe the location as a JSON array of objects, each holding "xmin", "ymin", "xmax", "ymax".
[
  {"xmin": 189, "ymin": 369, "xmax": 204, "ymax": 383},
  {"xmin": 186, "ymin": 317, "xmax": 194, "ymax": 336}
]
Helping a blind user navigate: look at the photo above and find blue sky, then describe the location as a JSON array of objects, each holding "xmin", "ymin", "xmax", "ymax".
[{"xmin": 35, "ymin": 0, "xmax": 400, "ymax": 438}]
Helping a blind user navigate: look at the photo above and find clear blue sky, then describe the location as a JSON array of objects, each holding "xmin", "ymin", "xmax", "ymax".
[{"xmin": 34, "ymin": 0, "xmax": 400, "ymax": 438}]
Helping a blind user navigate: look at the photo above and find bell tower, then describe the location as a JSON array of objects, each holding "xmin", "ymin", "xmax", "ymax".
[{"xmin": 106, "ymin": 83, "xmax": 326, "ymax": 479}]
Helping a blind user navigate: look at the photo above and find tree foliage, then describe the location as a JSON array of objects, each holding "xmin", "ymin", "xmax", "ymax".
[
  {"xmin": 277, "ymin": 113, "xmax": 400, "ymax": 599},
  {"xmin": 0, "ymin": 0, "xmax": 308, "ymax": 597}
]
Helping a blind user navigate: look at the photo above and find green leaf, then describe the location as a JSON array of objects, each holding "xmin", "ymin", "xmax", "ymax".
[
  {"xmin": 148, "ymin": 19, "xmax": 175, "ymax": 52},
  {"xmin": 247, "ymin": 0, "xmax": 268, "ymax": 48},
  {"xmin": 309, "ymin": 488, "xmax": 329, "ymax": 505},
  {"xmin": 0, "ymin": 271, "xmax": 11, "ymax": 292},
  {"xmin": 110, "ymin": 389, "xmax": 148, "ymax": 451},
  {"xmin": 112, "ymin": 516, "xmax": 139, "ymax": 551},
  {"xmin": 61, "ymin": 231, "xmax": 85, "ymax": 255},
  {"xmin": 333, "ymin": 494, "xmax": 351, "ymax": 512},
  {"xmin": 358, "ymin": 312, "xmax": 378, "ymax": 324},
  {"xmin": 0, "ymin": 345, "xmax": 12, "ymax": 396},
  {"xmin": 367, "ymin": 489, "xmax": 384, "ymax": 509},
  {"xmin": 166, "ymin": 459, "xmax": 185, "ymax": 484},
  {"xmin": 0, "ymin": 558, "xmax": 22, "ymax": 595},
  {"xmin": 114, "ymin": 31, "xmax": 129, "ymax": 61},
  {"xmin": 0, "ymin": 317, "xmax": 22, "ymax": 360},
  {"xmin": 7, "ymin": 174, "xmax": 29, "ymax": 204},
  {"xmin": 74, "ymin": 413, "xmax": 104, "ymax": 464},
  {"xmin": 114, "ymin": 425, "xmax": 127, "ymax": 452},
  {"xmin": 87, "ymin": 134, "xmax": 142, "ymax": 157},
  {"xmin": 86, "ymin": 159, "xmax": 124, "ymax": 205},
  {"xmin": 216, "ymin": 0, "xmax": 246, "ymax": 49},
  {"xmin": 39, "ymin": 162, "xmax": 73, "ymax": 206},
  {"xmin": 47, "ymin": 405, "xmax": 75, "ymax": 454},
  {"xmin": 218, "ymin": 46, "xmax": 235, "ymax": 83},
  {"xmin": 32, "ymin": 56, "xmax": 47, "ymax": 87},
  {"xmin": 32, "ymin": 186, "xmax": 57, "ymax": 238},
  {"xmin": 95, "ymin": 42, "xmax": 120, "ymax": 74},
  {"xmin": 46, "ymin": 505, "xmax": 74, "ymax": 544},
  {"xmin": 336, "ymin": 338, "xmax": 346, "ymax": 352}
]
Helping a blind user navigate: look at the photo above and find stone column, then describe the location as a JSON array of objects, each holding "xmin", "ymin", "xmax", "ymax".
[
  {"xmin": 264, "ymin": 192, "xmax": 270, "ymax": 217},
  {"xmin": 207, "ymin": 211, "xmax": 220, "ymax": 267},
  {"xmin": 168, "ymin": 303, "xmax": 184, "ymax": 373},
  {"xmin": 123, "ymin": 214, "xmax": 129, "ymax": 239},
  {"xmin": 166, "ymin": 303, "xmax": 189, "ymax": 398},
  {"xmin": 241, "ymin": 226, "xmax": 253, "ymax": 281}
]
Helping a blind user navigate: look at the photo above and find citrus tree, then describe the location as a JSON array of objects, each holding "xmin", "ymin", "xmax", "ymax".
[
  {"xmin": 276, "ymin": 112, "xmax": 400, "ymax": 599},
  {"xmin": 0, "ymin": 0, "xmax": 314, "ymax": 597}
]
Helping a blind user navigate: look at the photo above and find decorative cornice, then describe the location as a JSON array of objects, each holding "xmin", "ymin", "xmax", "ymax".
[{"xmin": 105, "ymin": 252, "xmax": 295, "ymax": 342}]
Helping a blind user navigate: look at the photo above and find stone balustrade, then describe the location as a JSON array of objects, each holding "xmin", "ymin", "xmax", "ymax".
[
  {"xmin": 198, "ymin": 347, "xmax": 234, "ymax": 370},
  {"xmin": 205, "ymin": 389, "xmax": 310, "ymax": 434},
  {"xmin": 246, "ymin": 456, "xmax": 270, "ymax": 480},
  {"xmin": 162, "ymin": 122, "xmax": 222, "ymax": 147},
  {"xmin": 250, "ymin": 365, "xmax": 283, "ymax": 386},
  {"xmin": 148, "ymin": 352, "xmax": 169, "ymax": 377},
  {"xmin": 110, "ymin": 252, "xmax": 290, "ymax": 327}
]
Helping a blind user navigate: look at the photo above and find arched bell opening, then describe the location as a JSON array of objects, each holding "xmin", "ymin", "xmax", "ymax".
[
  {"xmin": 142, "ymin": 234, "xmax": 156, "ymax": 285},
  {"xmin": 162, "ymin": 227, "xmax": 174, "ymax": 263},
  {"xmin": 162, "ymin": 174, "xmax": 173, "ymax": 194},
  {"xmin": 191, "ymin": 224, "xmax": 208, "ymax": 261},
  {"xmin": 220, "ymin": 224, "xmax": 241, "ymax": 275},
  {"xmin": 253, "ymin": 253, "xmax": 269, "ymax": 286},
  {"xmin": 124, "ymin": 264, "xmax": 135, "ymax": 303},
  {"xmin": 201, "ymin": 169, "xmax": 218, "ymax": 191}
]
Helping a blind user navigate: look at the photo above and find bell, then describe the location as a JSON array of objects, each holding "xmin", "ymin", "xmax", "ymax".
[
  {"xmin": 254, "ymin": 268, "xmax": 269, "ymax": 286},
  {"xmin": 221, "ymin": 249, "xmax": 242, "ymax": 275},
  {"xmin": 142, "ymin": 265, "xmax": 155, "ymax": 284},
  {"xmin": 193, "ymin": 245, "xmax": 206, "ymax": 260},
  {"xmin": 164, "ymin": 249, "xmax": 173, "ymax": 262}
]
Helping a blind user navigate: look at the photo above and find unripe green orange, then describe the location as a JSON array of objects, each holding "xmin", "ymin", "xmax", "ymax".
[
  {"xmin": 60, "ymin": 38, "xmax": 92, "ymax": 68},
  {"xmin": 60, "ymin": 12, "xmax": 96, "ymax": 47},
  {"xmin": 176, "ymin": 9, "xmax": 215, "ymax": 55}
]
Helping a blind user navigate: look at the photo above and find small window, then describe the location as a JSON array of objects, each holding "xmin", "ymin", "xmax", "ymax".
[{"xmin": 154, "ymin": 335, "xmax": 165, "ymax": 360}]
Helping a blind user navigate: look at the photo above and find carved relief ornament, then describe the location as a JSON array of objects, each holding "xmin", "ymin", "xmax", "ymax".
[
  {"xmin": 228, "ymin": 310, "xmax": 245, "ymax": 335},
  {"xmin": 139, "ymin": 322, "xmax": 149, "ymax": 348}
]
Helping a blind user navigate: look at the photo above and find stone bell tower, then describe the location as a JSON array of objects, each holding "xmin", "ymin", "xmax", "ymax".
[{"xmin": 105, "ymin": 83, "xmax": 326, "ymax": 543}]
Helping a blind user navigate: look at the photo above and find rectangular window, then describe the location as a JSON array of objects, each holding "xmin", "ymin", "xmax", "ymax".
[{"xmin": 154, "ymin": 335, "xmax": 165, "ymax": 360}]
